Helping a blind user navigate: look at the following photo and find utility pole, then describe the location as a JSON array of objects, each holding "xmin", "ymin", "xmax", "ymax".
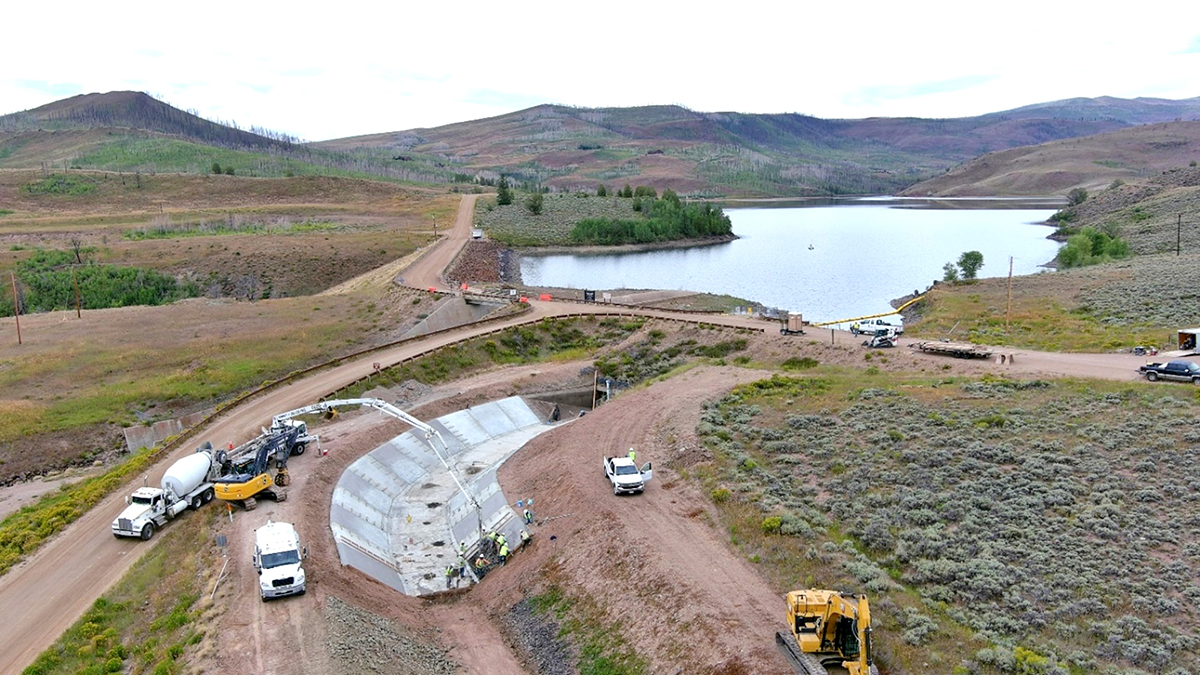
[
  {"xmin": 1006, "ymin": 256, "xmax": 1013, "ymax": 334},
  {"xmin": 1178, "ymin": 214, "xmax": 1182, "ymax": 256},
  {"xmin": 73, "ymin": 268, "xmax": 81, "ymax": 318},
  {"xmin": 10, "ymin": 272, "xmax": 21, "ymax": 345}
]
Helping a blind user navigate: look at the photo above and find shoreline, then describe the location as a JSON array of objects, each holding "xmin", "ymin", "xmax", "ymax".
[{"xmin": 502, "ymin": 234, "xmax": 738, "ymax": 287}]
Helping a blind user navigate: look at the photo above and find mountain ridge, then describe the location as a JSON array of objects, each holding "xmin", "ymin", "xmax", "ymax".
[{"xmin": 5, "ymin": 91, "xmax": 1200, "ymax": 196}]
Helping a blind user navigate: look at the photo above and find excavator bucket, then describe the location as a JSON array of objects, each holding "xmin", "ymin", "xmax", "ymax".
[{"xmin": 322, "ymin": 409, "xmax": 338, "ymax": 420}]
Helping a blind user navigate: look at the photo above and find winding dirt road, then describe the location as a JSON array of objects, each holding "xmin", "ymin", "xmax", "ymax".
[{"xmin": 0, "ymin": 194, "xmax": 1154, "ymax": 674}]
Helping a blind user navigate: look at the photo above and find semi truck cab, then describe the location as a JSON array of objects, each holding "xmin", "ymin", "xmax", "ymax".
[{"xmin": 254, "ymin": 520, "xmax": 308, "ymax": 600}]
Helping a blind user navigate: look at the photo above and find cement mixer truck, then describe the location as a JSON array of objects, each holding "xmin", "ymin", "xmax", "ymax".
[{"xmin": 112, "ymin": 445, "xmax": 221, "ymax": 540}]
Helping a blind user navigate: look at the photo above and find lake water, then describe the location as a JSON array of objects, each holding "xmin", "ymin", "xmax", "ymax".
[{"xmin": 519, "ymin": 198, "xmax": 1063, "ymax": 323}]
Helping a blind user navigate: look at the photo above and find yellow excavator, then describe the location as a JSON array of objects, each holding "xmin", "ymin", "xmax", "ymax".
[
  {"xmin": 213, "ymin": 424, "xmax": 307, "ymax": 509},
  {"xmin": 775, "ymin": 589, "xmax": 877, "ymax": 675}
]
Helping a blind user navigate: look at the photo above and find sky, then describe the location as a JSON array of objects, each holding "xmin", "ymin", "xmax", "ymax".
[{"xmin": 3, "ymin": 1, "xmax": 1198, "ymax": 142}]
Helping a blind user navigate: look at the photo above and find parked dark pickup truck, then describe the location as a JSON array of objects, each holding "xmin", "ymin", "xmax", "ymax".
[{"xmin": 1139, "ymin": 359, "xmax": 1200, "ymax": 383}]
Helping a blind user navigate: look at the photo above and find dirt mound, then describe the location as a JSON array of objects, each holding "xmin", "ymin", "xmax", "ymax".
[{"xmin": 483, "ymin": 365, "xmax": 794, "ymax": 673}]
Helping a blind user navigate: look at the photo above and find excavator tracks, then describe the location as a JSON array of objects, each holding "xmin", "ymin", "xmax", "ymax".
[
  {"xmin": 776, "ymin": 632, "xmax": 830, "ymax": 675},
  {"xmin": 774, "ymin": 632, "xmax": 880, "ymax": 675}
]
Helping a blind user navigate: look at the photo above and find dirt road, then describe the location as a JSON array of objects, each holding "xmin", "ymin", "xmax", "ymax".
[
  {"xmin": 0, "ymin": 193, "xmax": 1158, "ymax": 673},
  {"xmin": 402, "ymin": 193, "xmax": 479, "ymax": 292}
]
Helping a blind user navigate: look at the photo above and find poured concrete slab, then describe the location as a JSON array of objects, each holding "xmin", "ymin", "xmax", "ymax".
[{"xmin": 329, "ymin": 396, "xmax": 563, "ymax": 596}]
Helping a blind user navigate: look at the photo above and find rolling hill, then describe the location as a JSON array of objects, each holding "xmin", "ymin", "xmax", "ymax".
[
  {"xmin": 5, "ymin": 91, "xmax": 1200, "ymax": 196},
  {"xmin": 316, "ymin": 96, "xmax": 1200, "ymax": 196},
  {"xmin": 903, "ymin": 121, "xmax": 1200, "ymax": 197}
]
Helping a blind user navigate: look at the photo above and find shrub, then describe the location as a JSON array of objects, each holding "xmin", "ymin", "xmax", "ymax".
[
  {"xmin": 781, "ymin": 357, "xmax": 819, "ymax": 370},
  {"xmin": 761, "ymin": 516, "xmax": 783, "ymax": 534},
  {"xmin": 525, "ymin": 193, "xmax": 544, "ymax": 215},
  {"xmin": 711, "ymin": 487, "xmax": 732, "ymax": 503},
  {"xmin": 1056, "ymin": 226, "xmax": 1131, "ymax": 268},
  {"xmin": 1067, "ymin": 187, "xmax": 1088, "ymax": 206}
]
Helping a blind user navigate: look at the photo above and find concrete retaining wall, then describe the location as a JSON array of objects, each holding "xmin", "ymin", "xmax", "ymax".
[{"xmin": 329, "ymin": 396, "xmax": 562, "ymax": 595}]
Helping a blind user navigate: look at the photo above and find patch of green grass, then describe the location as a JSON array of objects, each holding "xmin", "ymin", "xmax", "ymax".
[
  {"xmin": 333, "ymin": 317, "xmax": 645, "ymax": 398},
  {"xmin": 22, "ymin": 506, "xmax": 214, "ymax": 674},
  {"xmin": 0, "ymin": 209, "xmax": 14, "ymax": 217},
  {"xmin": 123, "ymin": 218, "xmax": 339, "ymax": 240},
  {"xmin": 529, "ymin": 585, "xmax": 648, "ymax": 675},
  {"xmin": 24, "ymin": 174, "xmax": 96, "ymax": 196},
  {"xmin": 911, "ymin": 284, "xmax": 1163, "ymax": 352}
]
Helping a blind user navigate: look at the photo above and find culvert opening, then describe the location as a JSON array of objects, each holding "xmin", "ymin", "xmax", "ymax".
[{"xmin": 426, "ymin": 502, "xmax": 442, "ymax": 508}]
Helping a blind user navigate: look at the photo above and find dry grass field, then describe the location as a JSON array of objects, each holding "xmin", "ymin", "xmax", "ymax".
[{"xmin": 0, "ymin": 169, "xmax": 458, "ymax": 481}]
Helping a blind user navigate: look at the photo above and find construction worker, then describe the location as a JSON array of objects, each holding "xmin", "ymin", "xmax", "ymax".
[
  {"xmin": 496, "ymin": 533, "xmax": 507, "ymax": 549},
  {"xmin": 474, "ymin": 556, "xmax": 489, "ymax": 572},
  {"xmin": 523, "ymin": 508, "xmax": 534, "ymax": 525},
  {"xmin": 456, "ymin": 554, "xmax": 466, "ymax": 581},
  {"xmin": 520, "ymin": 529, "xmax": 531, "ymax": 546},
  {"xmin": 628, "ymin": 448, "xmax": 636, "ymax": 463},
  {"xmin": 498, "ymin": 542, "xmax": 509, "ymax": 565},
  {"xmin": 445, "ymin": 564, "xmax": 456, "ymax": 589}
]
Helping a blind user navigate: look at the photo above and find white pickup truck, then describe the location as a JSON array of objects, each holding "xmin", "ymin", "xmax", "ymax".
[{"xmin": 603, "ymin": 455, "xmax": 653, "ymax": 495}]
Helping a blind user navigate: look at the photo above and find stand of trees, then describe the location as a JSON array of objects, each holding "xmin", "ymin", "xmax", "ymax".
[
  {"xmin": 570, "ymin": 196, "xmax": 732, "ymax": 246},
  {"xmin": 2, "ymin": 249, "xmax": 197, "ymax": 317}
]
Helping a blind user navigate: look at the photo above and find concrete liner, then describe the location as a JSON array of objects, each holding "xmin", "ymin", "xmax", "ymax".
[{"xmin": 330, "ymin": 396, "xmax": 566, "ymax": 596}]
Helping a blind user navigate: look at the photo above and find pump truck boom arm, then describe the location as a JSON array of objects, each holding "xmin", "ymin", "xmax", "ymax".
[{"xmin": 270, "ymin": 398, "xmax": 480, "ymax": 511}]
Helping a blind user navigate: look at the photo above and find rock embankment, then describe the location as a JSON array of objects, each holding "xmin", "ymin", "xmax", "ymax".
[
  {"xmin": 445, "ymin": 240, "xmax": 521, "ymax": 286},
  {"xmin": 326, "ymin": 595, "xmax": 458, "ymax": 675}
]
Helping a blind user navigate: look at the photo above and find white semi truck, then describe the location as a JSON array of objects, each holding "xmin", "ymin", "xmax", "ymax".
[{"xmin": 112, "ymin": 447, "xmax": 220, "ymax": 540}]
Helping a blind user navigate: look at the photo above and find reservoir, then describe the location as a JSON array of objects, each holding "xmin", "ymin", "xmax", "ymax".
[{"xmin": 519, "ymin": 198, "xmax": 1063, "ymax": 322}]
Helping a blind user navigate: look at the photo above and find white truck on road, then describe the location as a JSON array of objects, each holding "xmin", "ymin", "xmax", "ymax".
[
  {"xmin": 254, "ymin": 520, "xmax": 308, "ymax": 600},
  {"xmin": 112, "ymin": 446, "xmax": 220, "ymax": 540},
  {"xmin": 603, "ymin": 455, "xmax": 653, "ymax": 495}
]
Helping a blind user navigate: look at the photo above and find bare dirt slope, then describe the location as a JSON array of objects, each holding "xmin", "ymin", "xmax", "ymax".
[{"xmin": 492, "ymin": 365, "xmax": 790, "ymax": 673}]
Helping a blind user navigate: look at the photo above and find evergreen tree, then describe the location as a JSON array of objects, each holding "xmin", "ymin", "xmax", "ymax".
[{"xmin": 496, "ymin": 177, "xmax": 513, "ymax": 205}]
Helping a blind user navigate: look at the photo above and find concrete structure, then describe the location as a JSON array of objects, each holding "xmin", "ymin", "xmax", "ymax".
[{"xmin": 329, "ymin": 396, "xmax": 562, "ymax": 595}]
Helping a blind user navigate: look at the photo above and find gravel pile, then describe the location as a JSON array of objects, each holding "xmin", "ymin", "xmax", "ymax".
[
  {"xmin": 504, "ymin": 599, "xmax": 575, "ymax": 675},
  {"xmin": 325, "ymin": 595, "xmax": 458, "ymax": 674}
]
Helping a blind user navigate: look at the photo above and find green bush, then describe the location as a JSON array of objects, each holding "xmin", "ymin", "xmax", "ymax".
[
  {"xmin": 525, "ymin": 193, "xmax": 544, "ymax": 215},
  {"xmin": 761, "ymin": 516, "xmax": 783, "ymax": 534},
  {"xmin": 711, "ymin": 487, "xmax": 731, "ymax": 503},
  {"xmin": 1056, "ymin": 226, "xmax": 1131, "ymax": 268},
  {"xmin": 781, "ymin": 357, "xmax": 819, "ymax": 370},
  {"xmin": 4, "ymin": 249, "xmax": 197, "ymax": 317}
]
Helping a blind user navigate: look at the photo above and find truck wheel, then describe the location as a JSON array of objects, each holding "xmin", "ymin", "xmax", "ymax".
[
  {"xmin": 140, "ymin": 523, "xmax": 155, "ymax": 541},
  {"xmin": 202, "ymin": 488, "xmax": 215, "ymax": 504},
  {"xmin": 1147, "ymin": 371, "xmax": 1158, "ymax": 381},
  {"xmin": 292, "ymin": 443, "xmax": 307, "ymax": 456},
  {"xmin": 613, "ymin": 485, "xmax": 620, "ymax": 495},
  {"xmin": 191, "ymin": 495, "xmax": 203, "ymax": 510},
  {"xmin": 1193, "ymin": 377, "xmax": 1200, "ymax": 385}
]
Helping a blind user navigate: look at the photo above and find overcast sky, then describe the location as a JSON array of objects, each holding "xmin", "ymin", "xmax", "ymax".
[{"xmin": 3, "ymin": 1, "xmax": 1198, "ymax": 142}]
